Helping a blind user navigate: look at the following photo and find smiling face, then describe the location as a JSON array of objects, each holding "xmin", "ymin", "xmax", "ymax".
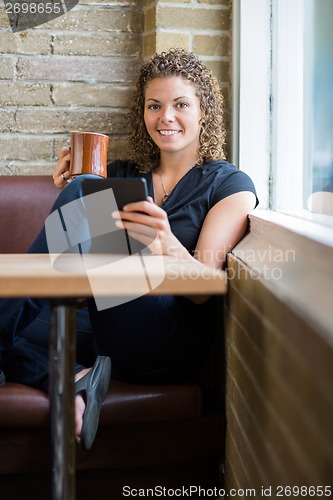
[{"xmin": 144, "ymin": 76, "xmax": 202, "ymax": 163}]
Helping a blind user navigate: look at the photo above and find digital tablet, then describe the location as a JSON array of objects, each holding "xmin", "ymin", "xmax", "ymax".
[
  {"xmin": 80, "ymin": 177, "xmax": 149, "ymax": 255},
  {"xmin": 81, "ymin": 177, "xmax": 148, "ymax": 210}
]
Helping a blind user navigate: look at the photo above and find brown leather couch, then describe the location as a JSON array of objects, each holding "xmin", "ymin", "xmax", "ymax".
[{"xmin": 0, "ymin": 176, "xmax": 225, "ymax": 499}]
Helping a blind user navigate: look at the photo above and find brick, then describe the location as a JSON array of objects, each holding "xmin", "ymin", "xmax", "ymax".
[
  {"xmin": 0, "ymin": 164, "xmax": 14, "ymax": 175},
  {"xmin": 14, "ymin": 163, "xmax": 55, "ymax": 175},
  {"xmin": 227, "ymin": 369, "xmax": 287, "ymax": 485},
  {"xmin": 145, "ymin": 5, "xmax": 156, "ymax": 32},
  {"xmin": 221, "ymin": 85, "xmax": 230, "ymax": 108},
  {"xmin": 0, "ymin": 31, "xmax": 50, "ymax": 55},
  {"xmin": 16, "ymin": 56, "xmax": 140, "ymax": 83},
  {"xmin": 33, "ymin": 8, "xmax": 144, "ymax": 33},
  {"xmin": 197, "ymin": 0, "xmax": 230, "ymax": 5},
  {"xmin": 226, "ymin": 395, "xmax": 266, "ymax": 487},
  {"xmin": 223, "ymin": 459, "xmax": 241, "ymax": 497},
  {"xmin": 52, "ymin": 33, "xmax": 142, "ymax": 57},
  {"xmin": 53, "ymin": 136, "xmax": 71, "ymax": 159},
  {"xmin": 204, "ymin": 59, "xmax": 230, "ymax": 84},
  {"xmin": 52, "ymin": 84, "xmax": 133, "ymax": 107},
  {"xmin": 160, "ymin": 0, "xmax": 191, "ymax": 3},
  {"xmin": 108, "ymin": 136, "xmax": 130, "ymax": 160},
  {"xmin": 0, "ymin": 8, "xmax": 11, "ymax": 27},
  {"xmin": 79, "ymin": 0, "xmax": 143, "ymax": 5},
  {"xmin": 224, "ymin": 426, "xmax": 253, "ymax": 489},
  {"xmin": 157, "ymin": 6, "xmax": 230, "ymax": 31},
  {"xmin": 0, "ymin": 82, "xmax": 51, "ymax": 106},
  {"xmin": 156, "ymin": 33, "xmax": 190, "ymax": 53},
  {"xmin": 143, "ymin": 33, "xmax": 157, "ymax": 58},
  {"xmin": 0, "ymin": 56, "xmax": 15, "ymax": 79},
  {"xmin": 0, "ymin": 109, "xmax": 13, "ymax": 132},
  {"xmin": 14, "ymin": 108, "xmax": 128, "ymax": 134},
  {"xmin": 193, "ymin": 34, "xmax": 230, "ymax": 57},
  {"xmin": 227, "ymin": 366, "xmax": 282, "ymax": 488},
  {"xmin": 0, "ymin": 135, "xmax": 51, "ymax": 160}
]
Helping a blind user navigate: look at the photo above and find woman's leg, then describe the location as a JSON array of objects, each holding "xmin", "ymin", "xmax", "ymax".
[
  {"xmin": 0, "ymin": 175, "xmax": 98, "ymax": 352},
  {"xmin": 0, "ymin": 176, "xmax": 111, "ymax": 448},
  {"xmin": 0, "ymin": 336, "xmax": 85, "ymax": 392},
  {"xmin": 29, "ymin": 174, "xmax": 98, "ymax": 254},
  {"xmin": 19, "ymin": 305, "xmax": 96, "ymax": 367},
  {"xmin": 0, "ymin": 176, "xmax": 99, "ymax": 391},
  {"xmin": 88, "ymin": 293, "xmax": 216, "ymax": 384},
  {"xmin": 0, "ymin": 297, "xmax": 48, "ymax": 351}
]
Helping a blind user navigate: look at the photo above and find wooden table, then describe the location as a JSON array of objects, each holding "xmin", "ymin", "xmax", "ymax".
[{"xmin": 0, "ymin": 253, "xmax": 227, "ymax": 499}]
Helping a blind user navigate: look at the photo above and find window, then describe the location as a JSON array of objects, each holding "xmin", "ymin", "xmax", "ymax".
[
  {"xmin": 304, "ymin": 0, "xmax": 333, "ymax": 217},
  {"xmin": 233, "ymin": 0, "xmax": 333, "ymax": 229}
]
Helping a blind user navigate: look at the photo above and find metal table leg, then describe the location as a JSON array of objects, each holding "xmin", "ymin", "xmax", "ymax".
[{"xmin": 49, "ymin": 300, "xmax": 77, "ymax": 500}]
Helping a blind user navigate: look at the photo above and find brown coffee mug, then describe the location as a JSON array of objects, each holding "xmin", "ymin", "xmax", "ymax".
[{"xmin": 69, "ymin": 132, "xmax": 109, "ymax": 178}]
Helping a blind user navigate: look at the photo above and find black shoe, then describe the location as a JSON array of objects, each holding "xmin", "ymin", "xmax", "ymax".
[
  {"xmin": 75, "ymin": 356, "xmax": 111, "ymax": 450},
  {"xmin": 0, "ymin": 370, "xmax": 5, "ymax": 387}
]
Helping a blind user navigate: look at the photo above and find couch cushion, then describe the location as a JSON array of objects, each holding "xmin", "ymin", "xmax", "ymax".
[
  {"xmin": 0, "ymin": 176, "xmax": 59, "ymax": 253},
  {"xmin": 100, "ymin": 380, "xmax": 202, "ymax": 424},
  {"xmin": 0, "ymin": 383, "xmax": 49, "ymax": 427},
  {"xmin": 0, "ymin": 380, "xmax": 201, "ymax": 428}
]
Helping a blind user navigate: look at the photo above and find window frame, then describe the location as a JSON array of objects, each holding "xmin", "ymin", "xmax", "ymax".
[
  {"xmin": 231, "ymin": 0, "xmax": 271, "ymax": 210},
  {"xmin": 232, "ymin": 0, "xmax": 333, "ymax": 235}
]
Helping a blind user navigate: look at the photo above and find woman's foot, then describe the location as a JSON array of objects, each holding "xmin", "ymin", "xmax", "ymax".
[
  {"xmin": 74, "ymin": 356, "xmax": 111, "ymax": 450},
  {"xmin": 75, "ymin": 368, "xmax": 90, "ymax": 445}
]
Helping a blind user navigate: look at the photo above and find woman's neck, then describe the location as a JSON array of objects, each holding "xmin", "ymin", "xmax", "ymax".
[
  {"xmin": 158, "ymin": 152, "xmax": 199, "ymax": 176},
  {"xmin": 152, "ymin": 156, "xmax": 197, "ymax": 206}
]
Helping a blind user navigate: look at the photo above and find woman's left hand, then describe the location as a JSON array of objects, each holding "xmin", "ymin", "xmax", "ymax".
[{"xmin": 112, "ymin": 197, "xmax": 189, "ymax": 259}]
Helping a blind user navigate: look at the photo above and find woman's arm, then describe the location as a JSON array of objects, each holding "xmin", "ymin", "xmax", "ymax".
[
  {"xmin": 194, "ymin": 191, "xmax": 257, "ymax": 270},
  {"xmin": 112, "ymin": 191, "xmax": 257, "ymax": 303},
  {"xmin": 182, "ymin": 191, "xmax": 257, "ymax": 302}
]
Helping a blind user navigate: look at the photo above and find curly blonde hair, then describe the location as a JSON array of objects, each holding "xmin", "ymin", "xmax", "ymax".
[{"xmin": 126, "ymin": 48, "xmax": 226, "ymax": 172}]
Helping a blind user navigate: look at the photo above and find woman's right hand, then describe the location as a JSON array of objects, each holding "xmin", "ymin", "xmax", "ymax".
[
  {"xmin": 53, "ymin": 147, "xmax": 71, "ymax": 189},
  {"xmin": 112, "ymin": 197, "xmax": 191, "ymax": 260}
]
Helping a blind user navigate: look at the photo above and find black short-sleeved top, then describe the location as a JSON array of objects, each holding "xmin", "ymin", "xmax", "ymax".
[{"xmin": 107, "ymin": 159, "xmax": 258, "ymax": 255}]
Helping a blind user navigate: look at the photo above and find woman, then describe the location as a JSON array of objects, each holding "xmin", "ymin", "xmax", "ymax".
[{"xmin": 0, "ymin": 48, "xmax": 257, "ymax": 450}]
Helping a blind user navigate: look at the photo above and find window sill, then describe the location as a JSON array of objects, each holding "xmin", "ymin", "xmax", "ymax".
[
  {"xmin": 252, "ymin": 209, "xmax": 333, "ymax": 248},
  {"xmin": 231, "ymin": 210, "xmax": 333, "ymax": 344}
]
